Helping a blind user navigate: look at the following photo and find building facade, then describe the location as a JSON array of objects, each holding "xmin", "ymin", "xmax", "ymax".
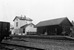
[
  {"xmin": 13, "ymin": 15, "xmax": 33, "ymax": 35},
  {"xmin": 36, "ymin": 17, "xmax": 73, "ymax": 36},
  {"xmin": 20, "ymin": 23, "xmax": 37, "ymax": 35}
]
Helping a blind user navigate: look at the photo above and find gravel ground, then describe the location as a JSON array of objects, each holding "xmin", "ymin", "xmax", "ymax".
[
  {"xmin": 20, "ymin": 38, "xmax": 74, "ymax": 50},
  {"xmin": 2, "ymin": 38, "xmax": 74, "ymax": 50},
  {"xmin": 0, "ymin": 45, "xmax": 12, "ymax": 50}
]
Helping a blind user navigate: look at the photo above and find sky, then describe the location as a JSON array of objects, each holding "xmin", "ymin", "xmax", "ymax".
[{"xmin": 0, "ymin": 0, "xmax": 74, "ymax": 25}]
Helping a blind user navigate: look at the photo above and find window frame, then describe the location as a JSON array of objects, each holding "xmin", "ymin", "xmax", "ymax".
[{"xmin": 16, "ymin": 22, "xmax": 18, "ymax": 27}]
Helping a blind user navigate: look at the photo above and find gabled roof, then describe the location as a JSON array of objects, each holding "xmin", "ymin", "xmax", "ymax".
[
  {"xmin": 13, "ymin": 16, "xmax": 33, "ymax": 21},
  {"xmin": 36, "ymin": 17, "xmax": 71, "ymax": 27},
  {"xmin": 20, "ymin": 23, "xmax": 35, "ymax": 28}
]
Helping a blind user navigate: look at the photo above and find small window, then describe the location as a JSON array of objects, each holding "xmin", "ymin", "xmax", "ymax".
[{"xmin": 16, "ymin": 22, "xmax": 18, "ymax": 27}]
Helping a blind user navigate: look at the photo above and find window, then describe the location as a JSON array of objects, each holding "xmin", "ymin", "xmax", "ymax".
[
  {"xmin": 30, "ymin": 24, "xmax": 32, "ymax": 27},
  {"xmin": 16, "ymin": 22, "xmax": 18, "ymax": 27}
]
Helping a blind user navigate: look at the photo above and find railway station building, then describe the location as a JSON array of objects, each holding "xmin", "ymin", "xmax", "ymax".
[
  {"xmin": 13, "ymin": 15, "xmax": 33, "ymax": 35},
  {"xmin": 36, "ymin": 17, "xmax": 73, "ymax": 36}
]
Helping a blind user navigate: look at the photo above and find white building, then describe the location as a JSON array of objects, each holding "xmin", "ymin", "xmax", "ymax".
[
  {"xmin": 20, "ymin": 23, "xmax": 37, "ymax": 35},
  {"xmin": 13, "ymin": 15, "xmax": 33, "ymax": 34}
]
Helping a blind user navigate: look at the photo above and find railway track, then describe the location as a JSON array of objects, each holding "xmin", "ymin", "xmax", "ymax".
[
  {"xmin": 1, "ymin": 35, "xmax": 74, "ymax": 50},
  {"xmin": 11, "ymin": 35, "xmax": 74, "ymax": 41},
  {"xmin": 1, "ymin": 40, "xmax": 44, "ymax": 50},
  {"xmin": 1, "ymin": 37, "xmax": 74, "ymax": 50}
]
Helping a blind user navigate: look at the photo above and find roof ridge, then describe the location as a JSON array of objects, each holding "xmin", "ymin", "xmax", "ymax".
[
  {"xmin": 13, "ymin": 16, "xmax": 33, "ymax": 21},
  {"xmin": 40, "ymin": 17, "xmax": 67, "ymax": 22},
  {"xmin": 36, "ymin": 17, "xmax": 68, "ymax": 27}
]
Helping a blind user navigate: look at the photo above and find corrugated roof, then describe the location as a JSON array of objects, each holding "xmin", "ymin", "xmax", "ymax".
[{"xmin": 36, "ymin": 17, "xmax": 68, "ymax": 27}]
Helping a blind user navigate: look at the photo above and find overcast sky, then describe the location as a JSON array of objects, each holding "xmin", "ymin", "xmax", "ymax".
[{"xmin": 0, "ymin": 0, "xmax": 74, "ymax": 25}]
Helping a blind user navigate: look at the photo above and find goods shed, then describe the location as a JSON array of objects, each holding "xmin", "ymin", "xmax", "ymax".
[{"xmin": 36, "ymin": 17, "xmax": 73, "ymax": 36}]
